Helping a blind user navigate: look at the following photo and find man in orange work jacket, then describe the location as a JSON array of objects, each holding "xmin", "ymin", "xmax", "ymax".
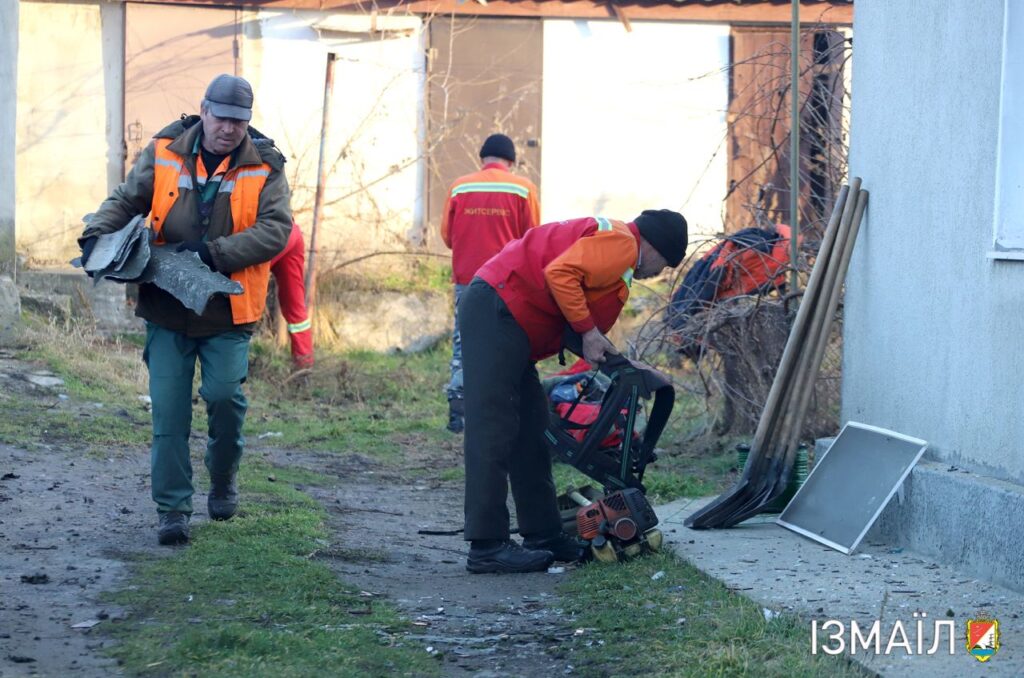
[
  {"xmin": 460, "ymin": 210, "xmax": 688, "ymax": 573},
  {"xmin": 440, "ymin": 134, "xmax": 539, "ymax": 433},
  {"xmin": 79, "ymin": 75, "xmax": 291, "ymax": 546}
]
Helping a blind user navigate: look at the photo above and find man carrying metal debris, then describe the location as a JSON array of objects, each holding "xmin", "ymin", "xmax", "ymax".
[
  {"xmin": 440, "ymin": 133, "xmax": 540, "ymax": 433},
  {"xmin": 460, "ymin": 210, "xmax": 687, "ymax": 573},
  {"xmin": 78, "ymin": 74, "xmax": 292, "ymax": 546}
]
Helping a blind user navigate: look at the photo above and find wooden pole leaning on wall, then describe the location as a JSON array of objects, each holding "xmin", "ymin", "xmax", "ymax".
[
  {"xmin": 305, "ymin": 52, "xmax": 337, "ymax": 310},
  {"xmin": 686, "ymin": 179, "xmax": 865, "ymax": 529},
  {"xmin": 780, "ymin": 189, "xmax": 869, "ymax": 467},
  {"xmin": 733, "ymin": 181, "xmax": 866, "ymax": 527},
  {"xmin": 747, "ymin": 183, "xmax": 850, "ymax": 474},
  {"xmin": 771, "ymin": 178, "xmax": 861, "ymax": 467}
]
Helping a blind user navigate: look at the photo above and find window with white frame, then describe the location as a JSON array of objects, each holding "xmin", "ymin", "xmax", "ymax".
[{"xmin": 992, "ymin": 0, "xmax": 1024, "ymax": 258}]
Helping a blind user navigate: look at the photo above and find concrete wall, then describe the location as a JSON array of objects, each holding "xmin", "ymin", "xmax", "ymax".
[
  {"xmin": 844, "ymin": 0, "xmax": 1021, "ymax": 481},
  {"xmin": 99, "ymin": 1, "xmax": 124, "ymax": 195},
  {"xmin": 843, "ymin": 0, "xmax": 1024, "ymax": 590},
  {"xmin": 541, "ymin": 20, "xmax": 729, "ymax": 238},
  {"xmin": 244, "ymin": 10, "xmax": 426, "ymax": 270},
  {"xmin": 16, "ymin": 0, "xmax": 121, "ymax": 267},
  {"xmin": 0, "ymin": 0, "xmax": 17, "ymax": 277}
]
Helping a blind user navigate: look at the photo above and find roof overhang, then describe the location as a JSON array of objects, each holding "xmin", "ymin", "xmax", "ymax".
[{"xmin": 123, "ymin": 0, "xmax": 853, "ymax": 26}]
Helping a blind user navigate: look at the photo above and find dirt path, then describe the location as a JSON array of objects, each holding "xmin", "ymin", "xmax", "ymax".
[
  {"xmin": 0, "ymin": 443, "xmax": 157, "ymax": 678},
  {"xmin": 277, "ymin": 449, "xmax": 579, "ymax": 677},
  {"xmin": 1, "ymin": 444, "xmax": 577, "ymax": 678},
  {"xmin": 0, "ymin": 345, "xmax": 577, "ymax": 677}
]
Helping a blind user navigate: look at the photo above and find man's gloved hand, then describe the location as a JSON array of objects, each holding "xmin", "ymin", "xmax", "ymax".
[
  {"xmin": 80, "ymin": 236, "xmax": 98, "ymax": 265},
  {"xmin": 79, "ymin": 236, "xmax": 99, "ymax": 277},
  {"xmin": 581, "ymin": 327, "xmax": 618, "ymax": 365},
  {"xmin": 176, "ymin": 240, "xmax": 215, "ymax": 270}
]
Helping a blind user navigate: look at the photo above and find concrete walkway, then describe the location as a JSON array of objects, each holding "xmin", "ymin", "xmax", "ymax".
[{"xmin": 658, "ymin": 497, "xmax": 1023, "ymax": 676}]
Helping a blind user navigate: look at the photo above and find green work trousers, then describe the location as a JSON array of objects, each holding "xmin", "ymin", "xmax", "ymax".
[{"xmin": 143, "ymin": 323, "xmax": 251, "ymax": 514}]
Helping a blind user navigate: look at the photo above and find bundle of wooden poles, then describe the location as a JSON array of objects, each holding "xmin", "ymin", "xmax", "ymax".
[{"xmin": 686, "ymin": 178, "xmax": 868, "ymax": 529}]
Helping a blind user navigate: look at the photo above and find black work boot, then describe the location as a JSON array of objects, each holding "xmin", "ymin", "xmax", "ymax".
[
  {"xmin": 466, "ymin": 539, "xmax": 554, "ymax": 574},
  {"xmin": 447, "ymin": 397, "xmax": 465, "ymax": 434},
  {"xmin": 157, "ymin": 511, "xmax": 190, "ymax": 546},
  {"xmin": 522, "ymin": 532, "xmax": 588, "ymax": 563},
  {"xmin": 208, "ymin": 473, "xmax": 239, "ymax": 521}
]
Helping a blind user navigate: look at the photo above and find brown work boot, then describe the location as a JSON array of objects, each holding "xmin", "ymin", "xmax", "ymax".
[
  {"xmin": 157, "ymin": 511, "xmax": 190, "ymax": 546},
  {"xmin": 447, "ymin": 397, "xmax": 465, "ymax": 434},
  {"xmin": 522, "ymin": 531, "xmax": 588, "ymax": 563},
  {"xmin": 466, "ymin": 540, "xmax": 554, "ymax": 574},
  {"xmin": 208, "ymin": 473, "xmax": 239, "ymax": 521}
]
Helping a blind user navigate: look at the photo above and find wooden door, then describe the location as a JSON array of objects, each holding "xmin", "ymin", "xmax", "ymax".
[
  {"xmin": 426, "ymin": 17, "xmax": 543, "ymax": 248},
  {"xmin": 726, "ymin": 27, "xmax": 845, "ymax": 233}
]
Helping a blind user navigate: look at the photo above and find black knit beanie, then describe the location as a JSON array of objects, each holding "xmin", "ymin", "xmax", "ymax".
[
  {"xmin": 634, "ymin": 209, "xmax": 688, "ymax": 268},
  {"xmin": 479, "ymin": 134, "xmax": 516, "ymax": 163}
]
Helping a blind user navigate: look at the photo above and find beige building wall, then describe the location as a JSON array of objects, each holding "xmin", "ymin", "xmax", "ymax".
[
  {"xmin": 541, "ymin": 19, "xmax": 730, "ymax": 237},
  {"xmin": 16, "ymin": 0, "xmax": 117, "ymax": 267},
  {"xmin": 0, "ymin": 0, "xmax": 17, "ymax": 276},
  {"xmin": 243, "ymin": 11, "xmax": 426, "ymax": 273}
]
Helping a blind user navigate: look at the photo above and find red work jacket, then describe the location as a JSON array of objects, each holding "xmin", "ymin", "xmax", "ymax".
[
  {"xmin": 440, "ymin": 163, "xmax": 540, "ymax": 285},
  {"xmin": 477, "ymin": 217, "xmax": 640, "ymax": 361}
]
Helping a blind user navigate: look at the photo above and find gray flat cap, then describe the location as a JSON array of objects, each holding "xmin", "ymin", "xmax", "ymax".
[{"xmin": 204, "ymin": 74, "xmax": 253, "ymax": 121}]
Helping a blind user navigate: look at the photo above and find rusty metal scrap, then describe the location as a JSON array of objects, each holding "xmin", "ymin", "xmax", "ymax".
[
  {"xmin": 73, "ymin": 216, "xmax": 242, "ymax": 316},
  {"xmin": 82, "ymin": 215, "xmax": 146, "ymax": 274},
  {"xmin": 136, "ymin": 245, "xmax": 242, "ymax": 316}
]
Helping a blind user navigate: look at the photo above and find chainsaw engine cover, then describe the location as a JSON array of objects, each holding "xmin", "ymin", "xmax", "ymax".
[{"xmin": 576, "ymin": 488, "xmax": 659, "ymax": 542}]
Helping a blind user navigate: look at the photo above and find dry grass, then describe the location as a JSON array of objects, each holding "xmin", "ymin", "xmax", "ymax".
[{"xmin": 16, "ymin": 316, "xmax": 149, "ymax": 404}]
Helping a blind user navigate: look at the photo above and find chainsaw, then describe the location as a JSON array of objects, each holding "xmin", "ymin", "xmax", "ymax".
[
  {"xmin": 564, "ymin": 486, "xmax": 663, "ymax": 563},
  {"xmin": 545, "ymin": 350, "xmax": 675, "ymax": 493},
  {"xmin": 546, "ymin": 333, "xmax": 675, "ymax": 561}
]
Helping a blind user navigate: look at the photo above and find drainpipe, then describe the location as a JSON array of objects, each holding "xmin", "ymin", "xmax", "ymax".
[
  {"xmin": 789, "ymin": 0, "xmax": 800, "ymax": 293},
  {"xmin": 306, "ymin": 51, "xmax": 336, "ymax": 309}
]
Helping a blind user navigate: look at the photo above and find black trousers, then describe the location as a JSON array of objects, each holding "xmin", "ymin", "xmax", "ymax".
[{"xmin": 458, "ymin": 278, "xmax": 561, "ymax": 542}]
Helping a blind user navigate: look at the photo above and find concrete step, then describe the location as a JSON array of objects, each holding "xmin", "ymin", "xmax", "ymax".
[{"xmin": 18, "ymin": 269, "xmax": 139, "ymax": 332}]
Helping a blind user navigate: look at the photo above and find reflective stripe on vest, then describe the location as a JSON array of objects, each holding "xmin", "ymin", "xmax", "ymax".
[
  {"xmin": 595, "ymin": 217, "xmax": 634, "ymax": 288},
  {"xmin": 149, "ymin": 138, "xmax": 274, "ymax": 324},
  {"xmin": 450, "ymin": 181, "xmax": 530, "ymax": 199},
  {"xmin": 219, "ymin": 170, "xmax": 270, "ymax": 195},
  {"xmin": 154, "ymin": 156, "xmax": 182, "ymax": 173},
  {"xmin": 287, "ymin": 319, "xmax": 312, "ymax": 334}
]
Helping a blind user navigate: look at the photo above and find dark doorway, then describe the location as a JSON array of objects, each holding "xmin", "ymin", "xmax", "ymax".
[{"xmin": 425, "ymin": 17, "xmax": 543, "ymax": 249}]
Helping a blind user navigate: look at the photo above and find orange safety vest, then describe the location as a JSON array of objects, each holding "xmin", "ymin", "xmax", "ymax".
[{"xmin": 149, "ymin": 138, "xmax": 272, "ymax": 324}]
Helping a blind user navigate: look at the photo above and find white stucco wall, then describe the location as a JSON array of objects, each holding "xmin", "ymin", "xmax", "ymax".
[
  {"xmin": 844, "ymin": 0, "xmax": 1024, "ymax": 481},
  {"xmin": 243, "ymin": 11, "xmax": 425, "ymax": 266},
  {"xmin": 0, "ymin": 0, "xmax": 17, "ymax": 276},
  {"xmin": 16, "ymin": 1, "xmax": 118, "ymax": 267},
  {"xmin": 99, "ymin": 1, "xmax": 124, "ymax": 195},
  {"xmin": 540, "ymin": 19, "xmax": 729, "ymax": 238}
]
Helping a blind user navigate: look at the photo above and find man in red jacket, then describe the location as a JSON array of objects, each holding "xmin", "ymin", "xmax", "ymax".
[
  {"xmin": 441, "ymin": 134, "xmax": 540, "ymax": 433},
  {"xmin": 270, "ymin": 221, "xmax": 314, "ymax": 371},
  {"xmin": 459, "ymin": 210, "xmax": 687, "ymax": 573}
]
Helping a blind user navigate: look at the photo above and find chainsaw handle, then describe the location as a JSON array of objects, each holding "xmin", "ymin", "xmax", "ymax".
[
  {"xmin": 597, "ymin": 352, "xmax": 632, "ymax": 376},
  {"xmin": 561, "ymin": 328, "xmax": 630, "ymax": 374}
]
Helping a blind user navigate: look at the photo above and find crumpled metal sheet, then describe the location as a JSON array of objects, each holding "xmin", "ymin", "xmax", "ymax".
[
  {"xmin": 136, "ymin": 245, "xmax": 243, "ymax": 316},
  {"xmin": 83, "ymin": 215, "xmax": 145, "ymax": 273},
  {"xmin": 93, "ymin": 224, "xmax": 146, "ymax": 283},
  {"xmin": 103, "ymin": 234, "xmax": 151, "ymax": 282},
  {"xmin": 72, "ymin": 216, "xmax": 243, "ymax": 315}
]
